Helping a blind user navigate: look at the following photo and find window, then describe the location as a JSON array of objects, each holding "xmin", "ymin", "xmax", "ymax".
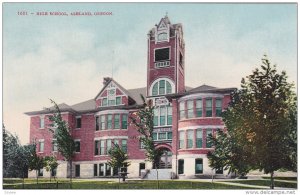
[
  {"xmin": 206, "ymin": 129, "xmax": 212, "ymax": 148},
  {"xmin": 151, "ymin": 80, "xmax": 173, "ymax": 95},
  {"xmin": 114, "ymin": 139, "xmax": 119, "ymax": 147},
  {"xmin": 51, "ymin": 168, "xmax": 57, "ymax": 177},
  {"xmin": 100, "ymin": 115, "xmax": 105, "ymax": 130},
  {"xmin": 154, "ymin": 108, "xmax": 159, "ymax": 126},
  {"xmin": 196, "ymin": 129, "xmax": 203, "ymax": 148},
  {"xmin": 152, "ymin": 83, "xmax": 158, "ymax": 96},
  {"xmin": 216, "ymin": 98, "xmax": 222, "ymax": 117},
  {"xmin": 216, "ymin": 167, "xmax": 223, "ymax": 174},
  {"xmin": 75, "ymin": 140, "xmax": 80, "ymax": 152},
  {"xmin": 75, "ymin": 165, "xmax": 80, "ymax": 177},
  {"xmin": 102, "ymin": 98, "xmax": 108, "ymax": 106},
  {"xmin": 152, "ymin": 133, "xmax": 158, "ymax": 140},
  {"xmin": 155, "ymin": 48, "xmax": 170, "ymax": 61},
  {"xmin": 116, "ymin": 97, "xmax": 121, "ymax": 105},
  {"xmin": 206, "ymin": 98, "xmax": 212, "ymax": 117},
  {"xmin": 167, "ymin": 106, "xmax": 172, "ymax": 125},
  {"xmin": 107, "ymin": 115, "xmax": 112, "ymax": 129},
  {"xmin": 96, "ymin": 116, "xmax": 99, "ymax": 131},
  {"xmin": 94, "ymin": 141, "xmax": 99, "ymax": 155},
  {"xmin": 99, "ymin": 164, "xmax": 104, "ymax": 176},
  {"xmin": 100, "ymin": 140, "xmax": 105, "ymax": 155},
  {"xmin": 158, "ymin": 132, "xmax": 166, "ymax": 140},
  {"xmin": 158, "ymin": 32, "xmax": 167, "ymax": 41},
  {"xmin": 178, "ymin": 159, "xmax": 184, "ymax": 174},
  {"xmin": 39, "ymin": 140, "xmax": 44, "ymax": 152},
  {"xmin": 94, "ymin": 164, "xmax": 98, "ymax": 176},
  {"xmin": 52, "ymin": 139, "xmax": 57, "ymax": 152},
  {"xmin": 114, "ymin": 114, "xmax": 120, "ymax": 129},
  {"xmin": 167, "ymin": 132, "xmax": 172, "ymax": 140},
  {"xmin": 76, "ymin": 117, "xmax": 81, "ymax": 128},
  {"xmin": 187, "ymin": 100, "xmax": 194, "ymax": 118},
  {"xmin": 187, "ymin": 130, "xmax": 194, "ymax": 148},
  {"xmin": 105, "ymin": 163, "xmax": 111, "ymax": 176},
  {"xmin": 179, "ymin": 52, "xmax": 183, "ymax": 67},
  {"xmin": 195, "ymin": 159, "xmax": 203, "ymax": 174},
  {"xmin": 121, "ymin": 140, "xmax": 127, "ymax": 153},
  {"xmin": 140, "ymin": 140, "xmax": 145, "ymax": 149},
  {"xmin": 179, "ymin": 131, "xmax": 184, "ymax": 149},
  {"xmin": 179, "ymin": 102, "xmax": 185, "ymax": 119},
  {"xmin": 196, "ymin": 99, "xmax": 202, "ymax": 117},
  {"xmin": 40, "ymin": 117, "xmax": 45, "ymax": 129},
  {"xmin": 122, "ymin": 114, "xmax": 128, "ymax": 129},
  {"xmin": 160, "ymin": 106, "xmax": 166, "ymax": 126},
  {"xmin": 38, "ymin": 168, "xmax": 43, "ymax": 176},
  {"xmin": 109, "ymin": 99, "xmax": 115, "ymax": 106},
  {"xmin": 106, "ymin": 139, "xmax": 111, "ymax": 154}
]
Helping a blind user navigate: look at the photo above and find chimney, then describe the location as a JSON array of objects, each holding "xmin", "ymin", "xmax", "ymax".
[{"xmin": 103, "ymin": 77, "xmax": 111, "ymax": 86}]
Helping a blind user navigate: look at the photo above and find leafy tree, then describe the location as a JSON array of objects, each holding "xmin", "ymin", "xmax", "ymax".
[
  {"xmin": 3, "ymin": 125, "xmax": 34, "ymax": 182},
  {"xmin": 28, "ymin": 146, "xmax": 45, "ymax": 184},
  {"xmin": 209, "ymin": 55, "xmax": 297, "ymax": 189},
  {"xmin": 107, "ymin": 143, "xmax": 130, "ymax": 182},
  {"xmin": 44, "ymin": 156, "xmax": 58, "ymax": 181},
  {"xmin": 48, "ymin": 99, "xmax": 76, "ymax": 187},
  {"xmin": 130, "ymin": 95, "xmax": 163, "ymax": 188}
]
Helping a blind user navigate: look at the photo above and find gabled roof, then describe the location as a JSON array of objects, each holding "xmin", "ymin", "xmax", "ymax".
[
  {"xmin": 187, "ymin": 84, "xmax": 217, "ymax": 93},
  {"xmin": 24, "ymin": 103, "xmax": 77, "ymax": 115}
]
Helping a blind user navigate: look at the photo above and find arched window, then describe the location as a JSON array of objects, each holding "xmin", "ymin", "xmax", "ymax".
[
  {"xmin": 151, "ymin": 79, "xmax": 173, "ymax": 96},
  {"xmin": 158, "ymin": 32, "xmax": 167, "ymax": 41}
]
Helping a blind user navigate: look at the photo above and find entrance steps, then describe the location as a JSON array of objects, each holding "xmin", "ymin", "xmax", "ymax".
[{"xmin": 142, "ymin": 169, "xmax": 173, "ymax": 180}]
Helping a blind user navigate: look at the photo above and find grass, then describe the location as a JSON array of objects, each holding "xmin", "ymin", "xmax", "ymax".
[
  {"xmin": 223, "ymin": 180, "xmax": 297, "ymax": 188},
  {"xmin": 3, "ymin": 179, "xmax": 256, "ymax": 190},
  {"xmin": 262, "ymin": 177, "xmax": 297, "ymax": 181}
]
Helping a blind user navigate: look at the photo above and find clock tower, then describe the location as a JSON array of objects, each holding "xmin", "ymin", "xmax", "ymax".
[{"xmin": 147, "ymin": 15, "xmax": 185, "ymax": 97}]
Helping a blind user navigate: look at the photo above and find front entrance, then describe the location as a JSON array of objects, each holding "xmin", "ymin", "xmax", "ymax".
[{"xmin": 157, "ymin": 147, "xmax": 172, "ymax": 169}]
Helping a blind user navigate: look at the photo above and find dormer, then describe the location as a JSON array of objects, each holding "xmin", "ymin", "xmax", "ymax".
[{"xmin": 155, "ymin": 16, "xmax": 170, "ymax": 44}]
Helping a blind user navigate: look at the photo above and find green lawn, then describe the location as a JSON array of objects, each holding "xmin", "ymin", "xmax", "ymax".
[
  {"xmin": 3, "ymin": 179, "xmax": 256, "ymax": 190},
  {"xmin": 223, "ymin": 180, "xmax": 297, "ymax": 188},
  {"xmin": 262, "ymin": 177, "xmax": 297, "ymax": 181}
]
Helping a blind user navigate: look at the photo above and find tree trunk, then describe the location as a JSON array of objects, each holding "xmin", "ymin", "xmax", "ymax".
[
  {"xmin": 69, "ymin": 160, "xmax": 73, "ymax": 189},
  {"xmin": 156, "ymin": 165, "xmax": 159, "ymax": 189},
  {"xmin": 270, "ymin": 171, "xmax": 275, "ymax": 189},
  {"xmin": 118, "ymin": 167, "xmax": 120, "ymax": 189},
  {"xmin": 36, "ymin": 170, "xmax": 39, "ymax": 184}
]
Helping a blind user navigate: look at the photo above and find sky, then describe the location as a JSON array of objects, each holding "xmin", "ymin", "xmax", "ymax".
[{"xmin": 3, "ymin": 3, "xmax": 297, "ymax": 144}]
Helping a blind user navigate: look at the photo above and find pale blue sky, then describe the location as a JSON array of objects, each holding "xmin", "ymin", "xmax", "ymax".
[{"xmin": 3, "ymin": 3, "xmax": 297, "ymax": 144}]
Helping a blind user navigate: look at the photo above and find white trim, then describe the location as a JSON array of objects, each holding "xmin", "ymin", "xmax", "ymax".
[
  {"xmin": 94, "ymin": 136, "xmax": 128, "ymax": 140},
  {"xmin": 179, "ymin": 93, "xmax": 224, "ymax": 102},
  {"xmin": 95, "ymin": 109, "xmax": 129, "ymax": 115},
  {"xmin": 74, "ymin": 139, "xmax": 81, "ymax": 141},
  {"xmin": 178, "ymin": 125, "xmax": 224, "ymax": 131},
  {"xmin": 149, "ymin": 77, "xmax": 175, "ymax": 96}
]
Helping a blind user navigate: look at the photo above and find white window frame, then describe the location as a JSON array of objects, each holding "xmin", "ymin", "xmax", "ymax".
[
  {"xmin": 38, "ymin": 139, "xmax": 44, "ymax": 153},
  {"xmin": 74, "ymin": 139, "xmax": 81, "ymax": 153},
  {"xmin": 39, "ymin": 116, "xmax": 45, "ymax": 129},
  {"xmin": 149, "ymin": 77, "xmax": 175, "ymax": 96},
  {"xmin": 75, "ymin": 116, "xmax": 81, "ymax": 129}
]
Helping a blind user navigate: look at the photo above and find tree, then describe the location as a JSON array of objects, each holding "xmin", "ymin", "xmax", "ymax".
[
  {"xmin": 44, "ymin": 156, "xmax": 58, "ymax": 181},
  {"xmin": 130, "ymin": 95, "xmax": 163, "ymax": 188},
  {"xmin": 210, "ymin": 55, "xmax": 297, "ymax": 189},
  {"xmin": 3, "ymin": 125, "xmax": 35, "ymax": 182},
  {"xmin": 28, "ymin": 146, "xmax": 45, "ymax": 184},
  {"xmin": 48, "ymin": 99, "xmax": 76, "ymax": 187},
  {"xmin": 107, "ymin": 143, "xmax": 130, "ymax": 183}
]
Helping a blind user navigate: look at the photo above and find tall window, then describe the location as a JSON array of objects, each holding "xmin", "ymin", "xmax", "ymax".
[
  {"xmin": 196, "ymin": 99, "xmax": 203, "ymax": 117},
  {"xmin": 179, "ymin": 102, "xmax": 185, "ymax": 119},
  {"xmin": 94, "ymin": 141, "xmax": 99, "ymax": 155},
  {"xmin": 187, "ymin": 130, "xmax": 194, "ymax": 148},
  {"xmin": 114, "ymin": 140, "xmax": 119, "ymax": 147},
  {"xmin": 167, "ymin": 106, "xmax": 172, "ymax": 125},
  {"xmin": 100, "ymin": 115, "xmax": 106, "ymax": 130},
  {"xmin": 116, "ymin": 97, "xmax": 121, "ymax": 105},
  {"xmin": 179, "ymin": 131, "xmax": 184, "ymax": 149},
  {"xmin": 114, "ymin": 114, "xmax": 120, "ymax": 129},
  {"xmin": 106, "ymin": 139, "xmax": 111, "ymax": 154},
  {"xmin": 154, "ymin": 108, "xmax": 159, "ymax": 126},
  {"xmin": 121, "ymin": 140, "xmax": 127, "ymax": 153},
  {"xmin": 38, "ymin": 168, "xmax": 43, "ymax": 176},
  {"xmin": 102, "ymin": 98, "xmax": 108, "ymax": 106},
  {"xmin": 99, "ymin": 164, "xmax": 104, "ymax": 176},
  {"xmin": 107, "ymin": 115, "xmax": 112, "ymax": 129},
  {"xmin": 100, "ymin": 140, "xmax": 105, "ymax": 155},
  {"xmin": 76, "ymin": 117, "xmax": 81, "ymax": 129},
  {"xmin": 52, "ymin": 139, "xmax": 57, "ymax": 152},
  {"xmin": 160, "ymin": 107, "xmax": 166, "ymax": 126},
  {"xmin": 206, "ymin": 129, "xmax": 212, "ymax": 148},
  {"xmin": 40, "ymin": 117, "xmax": 45, "ymax": 129},
  {"xmin": 196, "ymin": 129, "xmax": 203, "ymax": 148},
  {"xmin": 122, "ymin": 114, "xmax": 128, "ymax": 129},
  {"xmin": 94, "ymin": 164, "xmax": 98, "ymax": 176},
  {"xmin": 75, "ymin": 140, "xmax": 80, "ymax": 152},
  {"xmin": 216, "ymin": 98, "xmax": 222, "ymax": 117},
  {"xmin": 151, "ymin": 79, "xmax": 173, "ymax": 96},
  {"xmin": 39, "ymin": 140, "xmax": 44, "ymax": 152},
  {"xmin": 206, "ymin": 98, "xmax": 212, "ymax": 117},
  {"xmin": 178, "ymin": 159, "xmax": 184, "ymax": 174},
  {"xmin": 96, "ymin": 116, "xmax": 99, "ymax": 131},
  {"xmin": 195, "ymin": 159, "xmax": 203, "ymax": 174},
  {"xmin": 75, "ymin": 165, "xmax": 80, "ymax": 177},
  {"xmin": 105, "ymin": 163, "xmax": 111, "ymax": 176},
  {"xmin": 187, "ymin": 100, "xmax": 194, "ymax": 118}
]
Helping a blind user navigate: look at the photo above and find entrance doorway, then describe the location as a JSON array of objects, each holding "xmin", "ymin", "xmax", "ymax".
[{"xmin": 156, "ymin": 147, "xmax": 172, "ymax": 169}]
